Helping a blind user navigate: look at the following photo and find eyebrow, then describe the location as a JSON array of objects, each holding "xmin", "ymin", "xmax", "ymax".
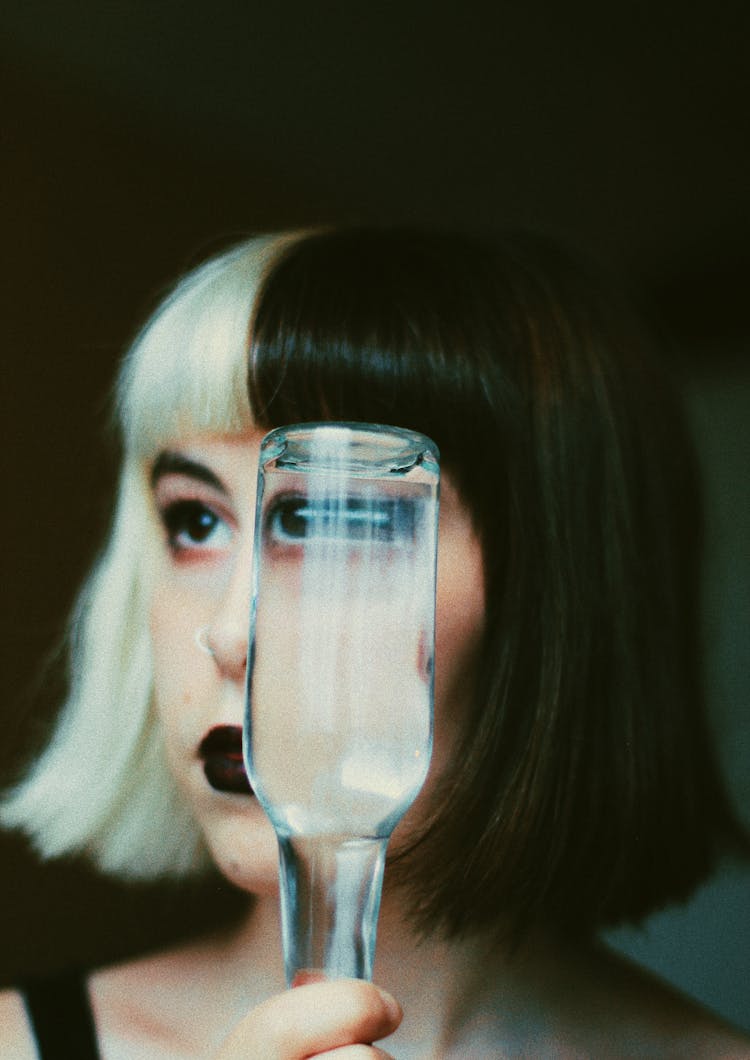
[{"xmin": 150, "ymin": 450, "xmax": 226, "ymax": 492}]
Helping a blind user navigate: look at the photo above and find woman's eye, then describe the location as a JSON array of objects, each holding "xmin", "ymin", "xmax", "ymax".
[
  {"xmin": 265, "ymin": 495, "xmax": 415, "ymax": 546},
  {"xmin": 266, "ymin": 497, "xmax": 311, "ymax": 542},
  {"xmin": 161, "ymin": 500, "xmax": 231, "ymax": 554}
]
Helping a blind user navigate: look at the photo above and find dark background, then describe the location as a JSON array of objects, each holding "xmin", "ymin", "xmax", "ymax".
[{"xmin": 1, "ymin": 0, "xmax": 748, "ymax": 1028}]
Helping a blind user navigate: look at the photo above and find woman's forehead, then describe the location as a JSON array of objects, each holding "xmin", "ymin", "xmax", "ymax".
[{"xmin": 149, "ymin": 427, "xmax": 265, "ymax": 463}]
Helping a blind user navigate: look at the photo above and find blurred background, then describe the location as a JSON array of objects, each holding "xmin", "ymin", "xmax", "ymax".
[{"xmin": 1, "ymin": 0, "xmax": 748, "ymax": 1031}]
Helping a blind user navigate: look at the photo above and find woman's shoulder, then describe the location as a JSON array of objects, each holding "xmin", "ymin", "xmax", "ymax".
[
  {"xmin": 550, "ymin": 942, "xmax": 750, "ymax": 1058},
  {"xmin": 87, "ymin": 937, "xmax": 264, "ymax": 1058},
  {"xmin": 1, "ymin": 969, "xmax": 100, "ymax": 1058},
  {"xmin": 0, "ymin": 954, "xmax": 207, "ymax": 1060},
  {"xmin": 461, "ymin": 937, "xmax": 750, "ymax": 1058},
  {"xmin": 0, "ymin": 955, "xmax": 204, "ymax": 1060},
  {"xmin": 0, "ymin": 988, "xmax": 40, "ymax": 1060}
]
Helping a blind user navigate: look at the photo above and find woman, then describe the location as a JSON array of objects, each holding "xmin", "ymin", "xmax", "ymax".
[{"xmin": 0, "ymin": 226, "xmax": 747, "ymax": 1057}]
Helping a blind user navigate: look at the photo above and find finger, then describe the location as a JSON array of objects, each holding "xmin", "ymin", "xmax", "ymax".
[{"xmin": 215, "ymin": 979, "xmax": 402, "ymax": 1060}]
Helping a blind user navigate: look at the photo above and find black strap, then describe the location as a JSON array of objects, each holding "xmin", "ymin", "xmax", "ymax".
[{"xmin": 21, "ymin": 970, "xmax": 100, "ymax": 1060}]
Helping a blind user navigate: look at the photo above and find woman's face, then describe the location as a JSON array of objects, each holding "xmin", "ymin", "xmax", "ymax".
[{"xmin": 148, "ymin": 428, "xmax": 486, "ymax": 895}]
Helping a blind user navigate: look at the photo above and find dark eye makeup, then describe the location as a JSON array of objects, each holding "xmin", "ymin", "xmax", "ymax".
[{"xmin": 161, "ymin": 499, "xmax": 222, "ymax": 552}]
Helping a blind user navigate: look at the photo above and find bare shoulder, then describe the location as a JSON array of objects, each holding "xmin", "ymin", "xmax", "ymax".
[
  {"xmin": 577, "ymin": 943, "xmax": 750, "ymax": 1058},
  {"xmin": 0, "ymin": 988, "xmax": 39, "ymax": 1060},
  {"xmin": 463, "ymin": 938, "xmax": 750, "ymax": 1058},
  {"xmin": 87, "ymin": 933, "xmax": 276, "ymax": 1058}
]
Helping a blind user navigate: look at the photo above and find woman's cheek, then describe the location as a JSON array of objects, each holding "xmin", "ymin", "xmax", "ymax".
[
  {"xmin": 434, "ymin": 532, "xmax": 486, "ymax": 707},
  {"xmin": 149, "ymin": 585, "xmax": 201, "ymax": 717}
]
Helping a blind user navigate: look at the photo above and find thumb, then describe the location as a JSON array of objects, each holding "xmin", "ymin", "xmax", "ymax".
[{"xmin": 214, "ymin": 979, "xmax": 402, "ymax": 1059}]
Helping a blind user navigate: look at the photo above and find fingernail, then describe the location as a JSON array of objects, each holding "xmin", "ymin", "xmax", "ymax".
[
  {"xmin": 377, "ymin": 988, "xmax": 402, "ymax": 1024},
  {"xmin": 291, "ymin": 970, "xmax": 326, "ymax": 987}
]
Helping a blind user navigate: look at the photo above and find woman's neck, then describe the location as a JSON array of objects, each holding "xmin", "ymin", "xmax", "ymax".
[
  {"xmin": 143, "ymin": 888, "xmax": 496, "ymax": 1055},
  {"xmin": 109, "ymin": 887, "xmax": 564, "ymax": 1058},
  {"xmin": 220, "ymin": 888, "xmax": 518, "ymax": 1057}
]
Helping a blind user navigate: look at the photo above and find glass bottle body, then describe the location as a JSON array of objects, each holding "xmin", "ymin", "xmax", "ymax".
[{"xmin": 245, "ymin": 423, "xmax": 439, "ymax": 983}]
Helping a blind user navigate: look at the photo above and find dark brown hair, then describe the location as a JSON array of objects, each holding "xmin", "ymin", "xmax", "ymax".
[{"xmin": 248, "ymin": 226, "xmax": 741, "ymax": 941}]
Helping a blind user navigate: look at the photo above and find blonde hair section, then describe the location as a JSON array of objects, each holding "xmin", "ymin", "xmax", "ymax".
[{"xmin": 1, "ymin": 231, "xmax": 299, "ymax": 878}]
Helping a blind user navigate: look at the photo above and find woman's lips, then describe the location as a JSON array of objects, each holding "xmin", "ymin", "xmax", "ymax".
[{"xmin": 198, "ymin": 725, "xmax": 253, "ymax": 795}]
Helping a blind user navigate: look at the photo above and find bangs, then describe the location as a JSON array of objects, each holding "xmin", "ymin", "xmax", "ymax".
[
  {"xmin": 118, "ymin": 234, "xmax": 297, "ymax": 459},
  {"xmin": 248, "ymin": 228, "xmax": 502, "ymax": 469}
]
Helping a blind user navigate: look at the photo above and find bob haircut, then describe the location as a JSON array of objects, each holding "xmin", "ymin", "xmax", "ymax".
[
  {"xmin": 0, "ymin": 233, "xmax": 295, "ymax": 877},
  {"xmin": 2, "ymin": 225, "xmax": 739, "ymax": 942}
]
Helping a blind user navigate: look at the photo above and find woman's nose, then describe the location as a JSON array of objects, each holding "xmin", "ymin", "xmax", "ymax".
[
  {"xmin": 204, "ymin": 537, "xmax": 252, "ymax": 682},
  {"xmin": 205, "ymin": 618, "xmax": 247, "ymax": 682}
]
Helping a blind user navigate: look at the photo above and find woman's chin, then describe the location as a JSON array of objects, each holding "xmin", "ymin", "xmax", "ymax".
[
  {"xmin": 203, "ymin": 816, "xmax": 281, "ymax": 895},
  {"xmin": 220, "ymin": 860, "xmax": 280, "ymax": 895}
]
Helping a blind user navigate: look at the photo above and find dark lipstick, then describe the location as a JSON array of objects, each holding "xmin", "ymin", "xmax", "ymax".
[{"xmin": 198, "ymin": 725, "xmax": 253, "ymax": 795}]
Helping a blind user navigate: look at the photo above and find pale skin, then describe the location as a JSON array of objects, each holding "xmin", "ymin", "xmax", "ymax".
[{"xmin": 2, "ymin": 429, "xmax": 748, "ymax": 1058}]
